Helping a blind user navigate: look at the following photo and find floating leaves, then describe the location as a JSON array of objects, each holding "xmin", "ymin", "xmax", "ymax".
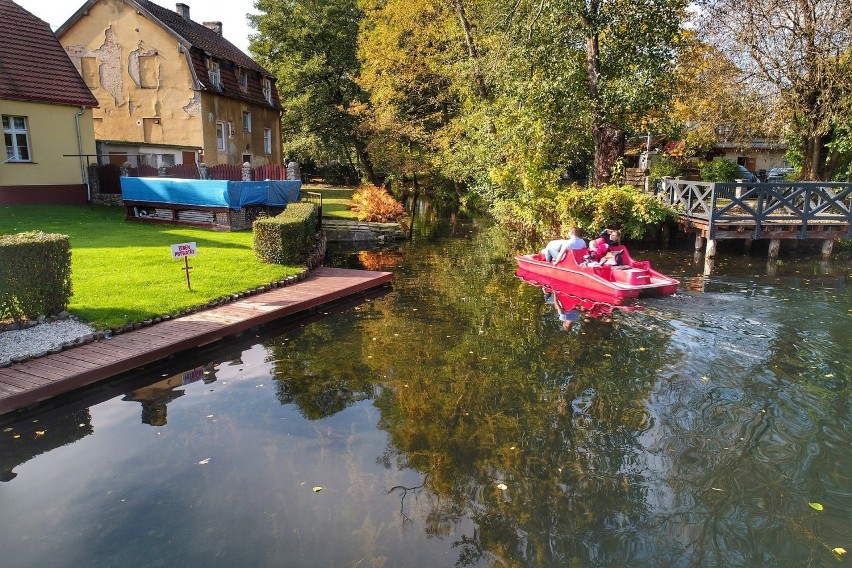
[
  {"xmin": 833, "ymin": 548, "xmax": 846, "ymax": 557},
  {"xmin": 312, "ymin": 486, "xmax": 322, "ymax": 492},
  {"xmin": 198, "ymin": 458, "xmax": 211, "ymax": 465},
  {"xmin": 496, "ymin": 483, "xmax": 507, "ymax": 491},
  {"xmin": 808, "ymin": 502, "xmax": 823, "ymax": 511},
  {"xmin": 700, "ymin": 376, "xmax": 710, "ymax": 381}
]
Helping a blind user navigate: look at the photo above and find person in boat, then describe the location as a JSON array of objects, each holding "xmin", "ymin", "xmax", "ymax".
[{"xmin": 542, "ymin": 227, "xmax": 586, "ymax": 264}]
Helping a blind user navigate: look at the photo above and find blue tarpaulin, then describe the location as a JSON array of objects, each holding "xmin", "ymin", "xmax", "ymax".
[{"xmin": 120, "ymin": 177, "xmax": 302, "ymax": 210}]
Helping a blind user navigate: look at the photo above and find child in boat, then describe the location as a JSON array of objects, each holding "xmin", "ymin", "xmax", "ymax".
[{"xmin": 584, "ymin": 229, "xmax": 623, "ymax": 266}]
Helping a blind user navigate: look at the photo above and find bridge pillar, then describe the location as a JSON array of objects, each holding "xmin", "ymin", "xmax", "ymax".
[
  {"xmin": 821, "ymin": 239, "xmax": 834, "ymax": 259},
  {"xmin": 703, "ymin": 238, "xmax": 717, "ymax": 275},
  {"xmin": 768, "ymin": 238, "xmax": 781, "ymax": 260}
]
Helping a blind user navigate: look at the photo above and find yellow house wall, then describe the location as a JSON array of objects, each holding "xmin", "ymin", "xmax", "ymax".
[
  {"xmin": 59, "ymin": 0, "xmax": 203, "ymax": 149},
  {"xmin": 200, "ymin": 93, "xmax": 282, "ymax": 166},
  {"xmin": 0, "ymin": 100, "xmax": 95, "ymax": 186}
]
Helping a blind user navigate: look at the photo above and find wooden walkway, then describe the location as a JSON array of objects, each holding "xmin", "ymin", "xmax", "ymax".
[{"xmin": 0, "ymin": 267, "xmax": 391, "ymax": 416}]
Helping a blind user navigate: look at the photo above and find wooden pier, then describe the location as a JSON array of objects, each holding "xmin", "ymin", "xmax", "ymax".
[
  {"xmin": 659, "ymin": 179, "xmax": 851, "ymax": 274},
  {"xmin": 0, "ymin": 267, "xmax": 391, "ymax": 416}
]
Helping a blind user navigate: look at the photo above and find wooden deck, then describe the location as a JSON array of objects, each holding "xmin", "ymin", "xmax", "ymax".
[{"xmin": 0, "ymin": 267, "xmax": 392, "ymax": 416}]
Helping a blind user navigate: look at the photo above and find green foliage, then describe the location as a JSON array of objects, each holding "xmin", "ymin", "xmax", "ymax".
[
  {"xmin": 492, "ymin": 184, "xmax": 676, "ymax": 248},
  {"xmin": 699, "ymin": 158, "xmax": 740, "ymax": 182},
  {"xmin": 253, "ymin": 203, "xmax": 319, "ymax": 264},
  {"xmin": 0, "ymin": 231, "xmax": 71, "ymax": 322},
  {"xmin": 650, "ymin": 156, "xmax": 684, "ymax": 180}
]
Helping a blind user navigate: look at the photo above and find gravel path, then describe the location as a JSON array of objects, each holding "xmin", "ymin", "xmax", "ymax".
[{"xmin": 0, "ymin": 320, "xmax": 97, "ymax": 365}]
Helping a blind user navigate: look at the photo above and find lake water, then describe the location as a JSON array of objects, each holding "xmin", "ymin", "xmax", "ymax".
[{"xmin": 1, "ymin": 207, "xmax": 849, "ymax": 567}]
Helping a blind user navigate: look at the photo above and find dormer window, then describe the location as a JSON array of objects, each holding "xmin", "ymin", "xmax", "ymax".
[
  {"xmin": 237, "ymin": 68, "xmax": 248, "ymax": 92},
  {"xmin": 262, "ymin": 78, "xmax": 272, "ymax": 104},
  {"xmin": 208, "ymin": 60, "xmax": 221, "ymax": 90}
]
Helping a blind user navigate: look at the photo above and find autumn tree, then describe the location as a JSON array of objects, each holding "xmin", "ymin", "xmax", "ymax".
[
  {"xmin": 249, "ymin": 0, "xmax": 379, "ymax": 184},
  {"xmin": 697, "ymin": 0, "xmax": 852, "ymax": 180}
]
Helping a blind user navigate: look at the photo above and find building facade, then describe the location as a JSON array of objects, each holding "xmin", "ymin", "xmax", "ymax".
[
  {"xmin": 57, "ymin": 0, "xmax": 283, "ymax": 169},
  {"xmin": 0, "ymin": 0, "xmax": 98, "ymax": 204}
]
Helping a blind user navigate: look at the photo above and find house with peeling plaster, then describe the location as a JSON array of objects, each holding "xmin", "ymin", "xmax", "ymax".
[
  {"xmin": 0, "ymin": 0, "xmax": 98, "ymax": 205},
  {"xmin": 56, "ymin": 0, "xmax": 283, "ymax": 170}
]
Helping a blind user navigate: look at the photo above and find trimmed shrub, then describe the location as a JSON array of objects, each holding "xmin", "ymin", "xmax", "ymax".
[
  {"xmin": 253, "ymin": 202, "xmax": 318, "ymax": 264},
  {"xmin": 349, "ymin": 184, "xmax": 407, "ymax": 224},
  {"xmin": 0, "ymin": 231, "xmax": 72, "ymax": 322}
]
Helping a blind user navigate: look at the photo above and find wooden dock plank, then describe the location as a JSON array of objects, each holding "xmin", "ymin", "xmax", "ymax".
[{"xmin": 0, "ymin": 267, "xmax": 391, "ymax": 415}]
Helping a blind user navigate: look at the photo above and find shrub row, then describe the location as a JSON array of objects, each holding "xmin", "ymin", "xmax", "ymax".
[
  {"xmin": 253, "ymin": 202, "xmax": 318, "ymax": 264},
  {"xmin": 0, "ymin": 231, "xmax": 72, "ymax": 322}
]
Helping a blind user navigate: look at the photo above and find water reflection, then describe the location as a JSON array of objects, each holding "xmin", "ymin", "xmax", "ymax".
[{"xmin": 0, "ymin": 212, "xmax": 849, "ymax": 567}]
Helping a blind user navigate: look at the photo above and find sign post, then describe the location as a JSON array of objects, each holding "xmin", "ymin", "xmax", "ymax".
[{"xmin": 171, "ymin": 242, "xmax": 197, "ymax": 290}]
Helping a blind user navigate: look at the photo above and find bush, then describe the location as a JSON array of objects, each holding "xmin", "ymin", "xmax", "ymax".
[
  {"xmin": 699, "ymin": 158, "xmax": 740, "ymax": 182},
  {"xmin": 253, "ymin": 202, "xmax": 318, "ymax": 264},
  {"xmin": 492, "ymin": 184, "xmax": 677, "ymax": 248},
  {"xmin": 0, "ymin": 231, "xmax": 72, "ymax": 322},
  {"xmin": 650, "ymin": 156, "xmax": 683, "ymax": 180},
  {"xmin": 349, "ymin": 184, "xmax": 407, "ymax": 224}
]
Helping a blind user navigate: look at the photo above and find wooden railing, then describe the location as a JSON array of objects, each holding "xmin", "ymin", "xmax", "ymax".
[{"xmin": 659, "ymin": 178, "xmax": 852, "ymax": 239}]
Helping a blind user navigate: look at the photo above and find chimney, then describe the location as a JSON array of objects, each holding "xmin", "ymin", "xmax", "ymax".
[
  {"xmin": 203, "ymin": 21, "xmax": 223, "ymax": 36},
  {"xmin": 175, "ymin": 3, "xmax": 190, "ymax": 20}
]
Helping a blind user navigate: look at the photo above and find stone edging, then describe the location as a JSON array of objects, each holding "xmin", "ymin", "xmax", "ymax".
[{"xmin": 0, "ymin": 232, "xmax": 328, "ymax": 368}]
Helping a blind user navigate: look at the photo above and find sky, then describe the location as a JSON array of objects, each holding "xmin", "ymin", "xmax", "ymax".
[{"xmin": 15, "ymin": 0, "xmax": 260, "ymax": 54}]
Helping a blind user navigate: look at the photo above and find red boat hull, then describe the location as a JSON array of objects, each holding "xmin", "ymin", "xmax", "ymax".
[{"xmin": 515, "ymin": 246, "xmax": 678, "ymax": 299}]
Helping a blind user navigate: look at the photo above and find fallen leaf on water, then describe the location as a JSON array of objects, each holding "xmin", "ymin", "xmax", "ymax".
[
  {"xmin": 808, "ymin": 502, "xmax": 823, "ymax": 511},
  {"xmin": 832, "ymin": 548, "xmax": 846, "ymax": 556},
  {"xmin": 496, "ymin": 483, "xmax": 507, "ymax": 491},
  {"xmin": 312, "ymin": 486, "xmax": 322, "ymax": 492},
  {"xmin": 13, "ymin": 434, "xmax": 20, "ymax": 439},
  {"xmin": 3, "ymin": 428, "xmax": 11, "ymax": 433},
  {"xmin": 711, "ymin": 488, "xmax": 723, "ymax": 491},
  {"xmin": 198, "ymin": 458, "xmax": 211, "ymax": 465},
  {"xmin": 701, "ymin": 376, "xmax": 710, "ymax": 381},
  {"xmin": 34, "ymin": 430, "xmax": 45, "ymax": 437}
]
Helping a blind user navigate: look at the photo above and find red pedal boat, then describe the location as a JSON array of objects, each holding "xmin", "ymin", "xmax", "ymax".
[{"xmin": 515, "ymin": 245, "xmax": 678, "ymax": 299}]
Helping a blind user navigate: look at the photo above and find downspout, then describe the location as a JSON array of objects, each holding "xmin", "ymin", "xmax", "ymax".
[{"xmin": 74, "ymin": 106, "xmax": 89, "ymax": 202}]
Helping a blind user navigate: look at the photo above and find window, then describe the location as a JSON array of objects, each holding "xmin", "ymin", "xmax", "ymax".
[
  {"xmin": 3, "ymin": 115, "xmax": 31, "ymax": 162},
  {"xmin": 262, "ymin": 78, "xmax": 272, "ymax": 104},
  {"xmin": 227, "ymin": 121, "xmax": 235, "ymax": 138},
  {"xmin": 216, "ymin": 121, "xmax": 225, "ymax": 151},
  {"xmin": 139, "ymin": 55, "xmax": 157, "ymax": 88},
  {"xmin": 263, "ymin": 128, "xmax": 272, "ymax": 154},
  {"xmin": 81, "ymin": 57, "xmax": 99, "ymax": 88},
  {"xmin": 237, "ymin": 68, "xmax": 248, "ymax": 92},
  {"xmin": 242, "ymin": 111, "xmax": 252, "ymax": 132},
  {"xmin": 208, "ymin": 60, "xmax": 221, "ymax": 89}
]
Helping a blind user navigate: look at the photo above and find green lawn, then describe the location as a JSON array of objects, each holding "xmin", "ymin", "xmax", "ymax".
[
  {"xmin": 0, "ymin": 205, "xmax": 301, "ymax": 329},
  {"xmin": 303, "ymin": 185, "xmax": 356, "ymax": 219}
]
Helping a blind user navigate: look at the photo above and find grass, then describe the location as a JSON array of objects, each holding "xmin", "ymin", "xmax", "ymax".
[
  {"xmin": 0, "ymin": 205, "xmax": 301, "ymax": 329},
  {"xmin": 303, "ymin": 184, "xmax": 356, "ymax": 219}
]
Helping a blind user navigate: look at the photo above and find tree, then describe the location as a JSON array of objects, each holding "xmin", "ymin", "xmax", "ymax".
[
  {"xmin": 697, "ymin": 0, "xmax": 852, "ymax": 180},
  {"xmin": 249, "ymin": 0, "xmax": 379, "ymax": 184}
]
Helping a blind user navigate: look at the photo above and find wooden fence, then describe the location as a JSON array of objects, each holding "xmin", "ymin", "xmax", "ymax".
[{"xmin": 659, "ymin": 179, "xmax": 852, "ymax": 240}]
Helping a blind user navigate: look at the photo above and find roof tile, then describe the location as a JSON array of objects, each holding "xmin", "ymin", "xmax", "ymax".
[{"xmin": 0, "ymin": 0, "xmax": 98, "ymax": 107}]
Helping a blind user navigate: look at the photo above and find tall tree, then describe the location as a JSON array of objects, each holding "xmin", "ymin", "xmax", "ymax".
[
  {"xmin": 698, "ymin": 0, "xmax": 852, "ymax": 180},
  {"xmin": 249, "ymin": 0, "xmax": 379, "ymax": 184}
]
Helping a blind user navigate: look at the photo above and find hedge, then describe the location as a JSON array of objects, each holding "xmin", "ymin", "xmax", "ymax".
[
  {"xmin": 0, "ymin": 231, "xmax": 72, "ymax": 322},
  {"xmin": 253, "ymin": 202, "xmax": 318, "ymax": 264}
]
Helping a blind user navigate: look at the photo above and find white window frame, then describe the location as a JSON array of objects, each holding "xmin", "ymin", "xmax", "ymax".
[
  {"xmin": 208, "ymin": 60, "xmax": 221, "ymax": 90},
  {"xmin": 216, "ymin": 121, "xmax": 226, "ymax": 151},
  {"xmin": 3, "ymin": 115, "xmax": 32, "ymax": 162},
  {"xmin": 263, "ymin": 128, "xmax": 272, "ymax": 154},
  {"xmin": 262, "ymin": 78, "xmax": 272, "ymax": 104},
  {"xmin": 242, "ymin": 111, "xmax": 252, "ymax": 132},
  {"xmin": 227, "ymin": 121, "xmax": 235, "ymax": 138}
]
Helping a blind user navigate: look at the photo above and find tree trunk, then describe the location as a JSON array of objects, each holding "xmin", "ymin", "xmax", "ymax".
[
  {"xmin": 593, "ymin": 124, "xmax": 625, "ymax": 186},
  {"xmin": 355, "ymin": 141, "xmax": 378, "ymax": 186},
  {"xmin": 800, "ymin": 132, "xmax": 831, "ymax": 181}
]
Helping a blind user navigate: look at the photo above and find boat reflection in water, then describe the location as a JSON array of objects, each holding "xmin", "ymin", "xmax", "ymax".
[{"xmin": 517, "ymin": 267, "xmax": 641, "ymax": 330}]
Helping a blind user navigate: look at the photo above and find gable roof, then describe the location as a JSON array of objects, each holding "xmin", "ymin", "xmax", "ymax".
[
  {"xmin": 57, "ymin": 0, "xmax": 281, "ymax": 110},
  {"xmin": 0, "ymin": 0, "xmax": 98, "ymax": 107}
]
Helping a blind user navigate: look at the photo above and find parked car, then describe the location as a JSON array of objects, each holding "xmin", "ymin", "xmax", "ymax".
[
  {"xmin": 736, "ymin": 165, "xmax": 759, "ymax": 183},
  {"xmin": 767, "ymin": 167, "xmax": 795, "ymax": 181}
]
